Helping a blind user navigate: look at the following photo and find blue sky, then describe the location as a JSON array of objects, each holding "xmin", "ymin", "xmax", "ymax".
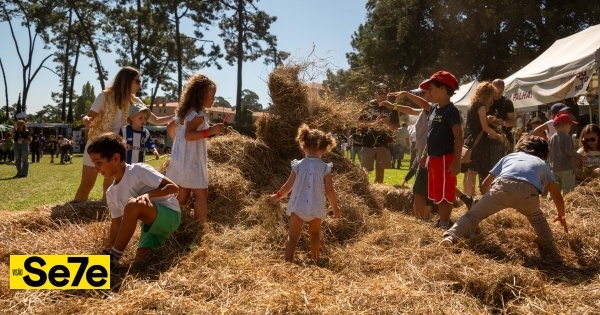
[{"xmin": 0, "ymin": 0, "xmax": 367, "ymax": 115}]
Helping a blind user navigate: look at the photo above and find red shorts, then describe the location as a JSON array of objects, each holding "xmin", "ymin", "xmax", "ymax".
[{"xmin": 427, "ymin": 153, "xmax": 457, "ymax": 204}]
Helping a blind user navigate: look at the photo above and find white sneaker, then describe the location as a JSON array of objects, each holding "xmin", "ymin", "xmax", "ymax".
[{"xmin": 440, "ymin": 236, "xmax": 454, "ymax": 247}]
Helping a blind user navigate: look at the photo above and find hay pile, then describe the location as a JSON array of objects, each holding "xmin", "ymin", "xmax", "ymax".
[{"xmin": 1, "ymin": 66, "xmax": 600, "ymax": 314}]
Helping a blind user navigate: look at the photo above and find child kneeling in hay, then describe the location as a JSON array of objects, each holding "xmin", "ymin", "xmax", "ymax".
[
  {"xmin": 271, "ymin": 124, "xmax": 342, "ymax": 262},
  {"xmin": 88, "ymin": 132, "xmax": 181, "ymax": 265},
  {"xmin": 441, "ymin": 135, "xmax": 568, "ymax": 253}
]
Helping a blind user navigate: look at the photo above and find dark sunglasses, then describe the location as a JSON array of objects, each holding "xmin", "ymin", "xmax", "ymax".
[
  {"xmin": 582, "ymin": 137, "xmax": 598, "ymax": 143},
  {"xmin": 133, "ymin": 79, "xmax": 142, "ymax": 84}
]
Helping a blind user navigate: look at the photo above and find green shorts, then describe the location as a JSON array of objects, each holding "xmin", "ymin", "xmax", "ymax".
[{"xmin": 138, "ymin": 204, "xmax": 181, "ymax": 250}]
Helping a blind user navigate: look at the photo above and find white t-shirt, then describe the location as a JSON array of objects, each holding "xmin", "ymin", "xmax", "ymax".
[
  {"xmin": 106, "ymin": 163, "xmax": 180, "ymax": 218},
  {"xmin": 544, "ymin": 120, "xmax": 557, "ymax": 139},
  {"xmin": 90, "ymin": 92, "xmax": 125, "ymax": 134}
]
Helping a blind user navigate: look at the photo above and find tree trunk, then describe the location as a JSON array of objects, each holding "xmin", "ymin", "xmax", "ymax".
[
  {"xmin": 61, "ymin": 9, "xmax": 74, "ymax": 122},
  {"xmin": 68, "ymin": 0, "xmax": 105, "ymax": 89},
  {"xmin": 235, "ymin": 0, "xmax": 244, "ymax": 124},
  {"xmin": 0, "ymin": 59, "xmax": 8, "ymax": 118},
  {"xmin": 68, "ymin": 43, "xmax": 81, "ymax": 122}
]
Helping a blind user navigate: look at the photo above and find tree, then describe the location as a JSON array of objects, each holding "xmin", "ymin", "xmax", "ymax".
[
  {"xmin": 74, "ymin": 82, "xmax": 95, "ymax": 120},
  {"xmin": 328, "ymin": 0, "xmax": 600, "ymax": 98},
  {"xmin": 1, "ymin": 1, "xmax": 54, "ymax": 114},
  {"xmin": 218, "ymin": 0, "xmax": 284, "ymax": 124},
  {"xmin": 240, "ymin": 89, "xmax": 262, "ymax": 111},
  {"xmin": 214, "ymin": 96, "xmax": 232, "ymax": 108}
]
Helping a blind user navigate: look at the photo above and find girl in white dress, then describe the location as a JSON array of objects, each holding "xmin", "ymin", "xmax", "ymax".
[
  {"xmin": 166, "ymin": 74, "xmax": 224, "ymax": 222},
  {"xmin": 270, "ymin": 124, "xmax": 342, "ymax": 262}
]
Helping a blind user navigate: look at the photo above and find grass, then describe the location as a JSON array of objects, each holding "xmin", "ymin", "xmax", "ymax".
[{"xmin": 0, "ymin": 153, "xmax": 165, "ymax": 212}]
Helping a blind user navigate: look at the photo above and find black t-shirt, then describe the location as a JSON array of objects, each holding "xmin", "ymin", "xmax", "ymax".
[
  {"xmin": 14, "ymin": 130, "xmax": 31, "ymax": 143},
  {"xmin": 465, "ymin": 102, "xmax": 486, "ymax": 147},
  {"xmin": 488, "ymin": 96, "xmax": 514, "ymax": 134},
  {"xmin": 349, "ymin": 133, "xmax": 364, "ymax": 147},
  {"xmin": 427, "ymin": 102, "xmax": 461, "ymax": 157},
  {"xmin": 362, "ymin": 129, "xmax": 393, "ymax": 148}
]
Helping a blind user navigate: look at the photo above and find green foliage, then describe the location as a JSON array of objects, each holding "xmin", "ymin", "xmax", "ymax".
[
  {"xmin": 214, "ymin": 96, "xmax": 233, "ymax": 108},
  {"xmin": 326, "ymin": 0, "xmax": 600, "ymax": 99},
  {"xmin": 241, "ymin": 89, "xmax": 262, "ymax": 111}
]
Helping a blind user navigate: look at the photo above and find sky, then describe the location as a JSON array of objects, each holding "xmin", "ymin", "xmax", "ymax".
[{"xmin": 0, "ymin": 0, "xmax": 367, "ymax": 116}]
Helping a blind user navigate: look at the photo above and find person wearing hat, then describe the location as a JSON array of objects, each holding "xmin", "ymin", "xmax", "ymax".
[
  {"xmin": 358, "ymin": 83, "xmax": 399, "ymax": 184},
  {"xmin": 419, "ymin": 71, "xmax": 462, "ymax": 228},
  {"xmin": 527, "ymin": 116, "xmax": 544, "ymax": 134},
  {"xmin": 381, "ymin": 85, "xmax": 434, "ymax": 220},
  {"xmin": 118, "ymin": 103, "xmax": 160, "ymax": 164},
  {"xmin": 532, "ymin": 103, "xmax": 571, "ymax": 140},
  {"xmin": 548, "ymin": 113, "xmax": 586, "ymax": 196}
]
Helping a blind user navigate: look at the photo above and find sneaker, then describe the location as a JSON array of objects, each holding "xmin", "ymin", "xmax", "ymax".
[
  {"xmin": 436, "ymin": 219, "xmax": 454, "ymax": 229},
  {"xmin": 440, "ymin": 235, "xmax": 455, "ymax": 247},
  {"xmin": 101, "ymin": 248, "xmax": 120, "ymax": 267}
]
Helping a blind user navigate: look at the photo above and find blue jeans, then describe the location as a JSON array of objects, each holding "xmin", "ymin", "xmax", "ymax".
[{"xmin": 14, "ymin": 142, "xmax": 29, "ymax": 177}]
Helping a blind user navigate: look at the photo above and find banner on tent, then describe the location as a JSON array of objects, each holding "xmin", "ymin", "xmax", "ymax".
[{"xmin": 507, "ymin": 68, "xmax": 594, "ymax": 109}]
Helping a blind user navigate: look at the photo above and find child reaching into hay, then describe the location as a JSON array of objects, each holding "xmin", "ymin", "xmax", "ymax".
[
  {"xmin": 441, "ymin": 134, "xmax": 569, "ymax": 253},
  {"xmin": 87, "ymin": 133, "xmax": 181, "ymax": 265},
  {"xmin": 166, "ymin": 74, "xmax": 224, "ymax": 222},
  {"xmin": 270, "ymin": 124, "xmax": 342, "ymax": 262}
]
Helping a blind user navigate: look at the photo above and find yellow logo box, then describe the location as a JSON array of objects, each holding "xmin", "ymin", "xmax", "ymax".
[{"xmin": 10, "ymin": 255, "xmax": 110, "ymax": 290}]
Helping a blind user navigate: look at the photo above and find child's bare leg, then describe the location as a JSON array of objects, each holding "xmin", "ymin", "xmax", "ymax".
[
  {"xmin": 193, "ymin": 188, "xmax": 208, "ymax": 223},
  {"xmin": 307, "ymin": 218, "xmax": 322, "ymax": 260},
  {"xmin": 285, "ymin": 213, "xmax": 304, "ymax": 262},
  {"xmin": 464, "ymin": 170, "xmax": 477, "ymax": 196},
  {"xmin": 438, "ymin": 201, "xmax": 452, "ymax": 224},
  {"xmin": 177, "ymin": 187, "xmax": 191, "ymax": 208},
  {"xmin": 113, "ymin": 201, "xmax": 158, "ymax": 252},
  {"xmin": 413, "ymin": 193, "xmax": 431, "ymax": 219}
]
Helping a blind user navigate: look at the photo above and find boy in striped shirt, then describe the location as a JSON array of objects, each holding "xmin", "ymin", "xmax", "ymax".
[{"xmin": 119, "ymin": 103, "xmax": 160, "ymax": 164}]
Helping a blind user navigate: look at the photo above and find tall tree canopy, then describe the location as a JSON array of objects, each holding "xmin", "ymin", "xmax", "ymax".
[{"xmin": 324, "ymin": 0, "xmax": 600, "ymax": 102}]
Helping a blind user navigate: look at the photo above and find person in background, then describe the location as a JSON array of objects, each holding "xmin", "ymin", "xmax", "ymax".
[
  {"xmin": 13, "ymin": 120, "xmax": 31, "ymax": 178},
  {"xmin": 548, "ymin": 113, "xmax": 585, "ymax": 196},
  {"xmin": 118, "ymin": 103, "xmax": 160, "ymax": 164},
  {"xmin": 74, "ymin": 66, "xmax": 172, "ymax": 201},
  {"xmin": 348, "ymin": 128, "xmax": 363, "ymax": 163},
  {"xmin": 383, "ymin": 85, "xmax": 433, "ymax": 220},
  {"xmin": 46, "ymin": 135, "xmax": 58, "ymax": 163},
  {"xmin": 575, "ymin": 124, "xmax": 600, "ymax": 182},
  {"xmin": 441, "ymin": 135, "xmax": 568, "ymax": 257},
  {"xmin": 392, "ymin": 122, "xmax": 410, "ymax": 169},
  {"xmin": 488, "ymin": 79, "xmax": 516, "ymax": 148},
  {"xmin": 359, "ymin": 83, "xmax": 399, "ymax": 184},
  {"xmin": 533, "ymin": 103, "xmax": 571, "ymax": 140},
  {"xmin": 527, "ymin": 117, "xmax": 544, "ymax": 134},
  {"xmin": 30, "ymin": 134, "xmax": 41, "ymax": 163},
  {"xmin": 3, "ymin": 134, "xmax": 14, "ymax": 164},
  {"xmin": 270, "ymin": 124, "xmax": 341, "ymax": 262}
]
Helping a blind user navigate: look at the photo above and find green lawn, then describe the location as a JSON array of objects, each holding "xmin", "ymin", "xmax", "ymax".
[{"xmin": 0, "ymin": 153, "xmax": 164, "ymax": 212}]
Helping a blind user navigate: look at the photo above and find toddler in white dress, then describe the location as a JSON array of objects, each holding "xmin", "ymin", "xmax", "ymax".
[{"xmin": 271, "ymin": 124, "xmax": 342, "ymax": 262}]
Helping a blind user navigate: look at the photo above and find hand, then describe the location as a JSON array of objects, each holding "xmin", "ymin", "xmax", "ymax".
[
  {"xmin": 449, "ymin": 160, "xmax": 460, "ymax": 177},
  {"xmin": 553, "ymin": 216, "xmax": 568, "ymax": 233},
  {"xmin": 378, "ymin": 100, "xmax": 393, "ymax": 108},
  {"xmin": 129, "ymin": 194, "xmax": 152, "ymax": 207},
  {"xmin": 332, "ymin": 207, "xmax": 342, "ymax": 218},
  {"xmin": 269, "ymin": 194, "xmax": 280, "ymax": 204},
  {"xmin": 210, "ymin": 123, "xmax": 225, "ymax": 135},
  {"xmin": 419, "ymin": 155, "xmax": 427, "ymax": 168},
  {"xmin": 83, "ymin": 116, "xmax": 94, "ymax": 128}
]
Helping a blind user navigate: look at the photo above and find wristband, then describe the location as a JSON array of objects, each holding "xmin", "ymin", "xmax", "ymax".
[
  {"xmin": 202, "ymin": 129, "xmax": 209, "ymax": 138},
  {"xmin": 393, "ymin": 103, "xmax": 398, "ymax": 111},
  {"xmin": 276, "ymin": 191, "xmax": 282, "ymax": 198}
]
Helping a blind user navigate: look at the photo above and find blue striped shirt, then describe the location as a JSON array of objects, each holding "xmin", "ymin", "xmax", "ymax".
[{"xmin": 118, "ymin": 125, "xmax": 156, "ymax": 164}]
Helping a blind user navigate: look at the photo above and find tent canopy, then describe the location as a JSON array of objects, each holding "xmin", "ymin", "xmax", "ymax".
[
  {"xmin": 503, "ymin": 24, "xmax": 600, "ymax": 109},
  {"xmin": 451, "ymin": 80, "xmax": 479, "ymax": 114}
]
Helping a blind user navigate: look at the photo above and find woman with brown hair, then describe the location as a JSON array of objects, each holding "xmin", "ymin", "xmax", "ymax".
[
  {"xmin": 463, "ymin": 81, "xmax": 505, "ymax": 196},
  {"xmin": 13, "ymin": 120, "xmax": 31, "ymax": 178},
  {"xmin": 74, "ymin": 66, "xmax": 172, "ymax": 201},
  {"xmin": 575, "ymin": 123, "xmax": 600, "ymax": 182}
]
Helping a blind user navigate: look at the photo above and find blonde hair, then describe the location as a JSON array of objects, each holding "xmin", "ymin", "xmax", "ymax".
[
  {"xmin": 296, "ymin": 124, "xmax": 336, "ymax": 152},
  {"xmin": 105, "ymin": 66, "xmax": 140, "ymax": 109},
  {"xmin": 175, "ymin": 73, "xmax": 216, "ymax": 117},
  {"xmin": 469, "ymin": 81, "xmax": 496, "ymax": 108}
]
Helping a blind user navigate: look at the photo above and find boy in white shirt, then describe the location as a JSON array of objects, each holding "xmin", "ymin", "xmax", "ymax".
[{"xmin": 87, "ymin": 132, "xmax": 180, "ymax": 265}]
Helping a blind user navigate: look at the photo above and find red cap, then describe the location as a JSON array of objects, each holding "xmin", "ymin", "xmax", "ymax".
[
  {"xmin": 553, "ymin": 113, "xmax": 578, "ymax": 125},
  {"xmin": 419, "ymin": 71, "xmax": 459, "ymax": 91}
]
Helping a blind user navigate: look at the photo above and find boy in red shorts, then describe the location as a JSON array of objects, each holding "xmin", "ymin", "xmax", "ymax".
[{"xmin": 419, "ymin": 71, "xmax": 463, "ymax": 228}]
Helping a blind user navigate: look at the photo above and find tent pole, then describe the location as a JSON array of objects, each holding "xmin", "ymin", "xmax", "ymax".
[{"xmin": 596, "ymin": 49, "xmax": 600, "ymax": 126}]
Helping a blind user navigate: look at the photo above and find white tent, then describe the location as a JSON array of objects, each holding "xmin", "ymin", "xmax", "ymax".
[
  {"xmin": 503, "ymin": 24, "xmax": 600, "ymax": 112},
  {"xmin": 451, "ymin": 80, "xmax": 479, "ymax": 114}
]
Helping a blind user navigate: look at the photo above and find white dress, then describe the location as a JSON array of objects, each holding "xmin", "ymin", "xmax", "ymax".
[
  {"xmin": 286, "ymin": 158, "xmax": 333, "ymax": 220},
  {"xmin": 166, "ymin": 110, "xmax": 210, "ymax": 189}
]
